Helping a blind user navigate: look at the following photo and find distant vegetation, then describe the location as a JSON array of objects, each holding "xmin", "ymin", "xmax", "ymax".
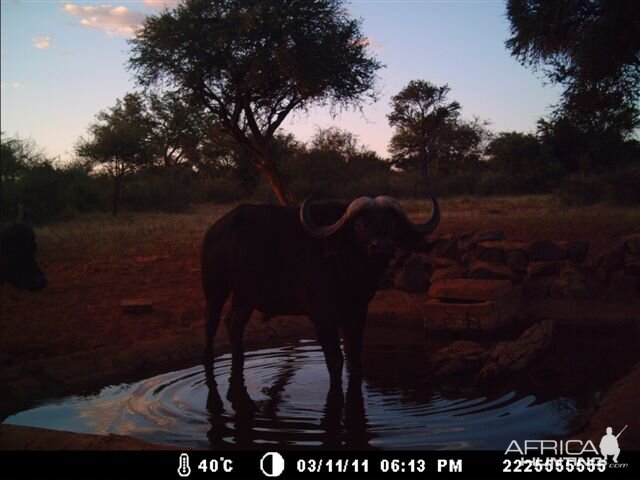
[
  {"xmin": 2, "ymin": 122, "xmax": 638, "ymax": 223},
  {"xmin": 1, "ymin": 0, "xmax": 638, "ymax": 223}
]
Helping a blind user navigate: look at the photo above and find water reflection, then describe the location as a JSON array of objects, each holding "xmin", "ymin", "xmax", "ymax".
[
  {"xmin": 205, "ymin": 352, "xmax": 375, "ymax": 449},
  {"xmin": 5, "ymin": 336, "xmax": 635, "ymax": 450}
]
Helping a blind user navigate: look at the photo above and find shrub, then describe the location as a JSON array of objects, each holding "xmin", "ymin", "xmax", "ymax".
[
  {"xmin": 603, "ymin": 166, "xmax": 640, "ymax": 205},
  {"xmin": 558, "ymin": 174, "xmax": 605, "ymax": 206}
]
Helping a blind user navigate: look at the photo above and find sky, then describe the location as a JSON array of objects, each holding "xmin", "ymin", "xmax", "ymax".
[{"xmin": 0, "ymin": 0, "xmax": 562, "ymax": 162}]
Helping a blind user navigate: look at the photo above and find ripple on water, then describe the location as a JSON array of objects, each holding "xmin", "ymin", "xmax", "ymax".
[{"xmin": 4, "ymin": 340, "xmax": 582, "ymax": 449}]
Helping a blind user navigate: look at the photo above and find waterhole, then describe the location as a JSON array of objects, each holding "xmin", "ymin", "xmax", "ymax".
[{"xmin": 4, "ymin": 335, "xmax": 635, "ymax": 450}]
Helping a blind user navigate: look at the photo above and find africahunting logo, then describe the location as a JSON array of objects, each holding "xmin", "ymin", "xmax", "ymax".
[{"xmin": 504, "ymin": 426, "xmax": 629, "ymax": 472}]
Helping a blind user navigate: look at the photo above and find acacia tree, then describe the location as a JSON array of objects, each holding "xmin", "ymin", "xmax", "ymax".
[
  {"xmin": 128, "ymin": 0, "xmax": 381, "ymax": 205},
  {"xmin": 506, "ymin": 0, "xmax": 640, "ymax": 141},
  {"xmin": 147, "ymin": 91, "xmax": 210, "ymax": 168},
  {"xmin": 387, "ymin": 81, "xmax": 461, "ymax": 183},
  {"xmin": 310, "ymin": 127, "xmax": 361, "ymax": 162},
  {"xmin": 76, "ymin": 93, "xmax": 154, "ymax": 215}
]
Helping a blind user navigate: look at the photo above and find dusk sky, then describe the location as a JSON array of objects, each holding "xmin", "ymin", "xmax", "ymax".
[{"xmin": 1, "ymin": 0, "xmax": 562, "ymax": 162}]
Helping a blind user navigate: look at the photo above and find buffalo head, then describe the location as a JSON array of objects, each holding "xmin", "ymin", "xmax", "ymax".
[{"xmin": 299, "ymin": 192, "xmax": 440, "ymax": 260}]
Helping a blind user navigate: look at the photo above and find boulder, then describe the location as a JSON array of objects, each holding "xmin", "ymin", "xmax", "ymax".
[
  {"xmin": 429, "ymin": 279, "xmax": 513, "ymax": 302},
  {"xmin": 428, "ymin": 256, "xmax": 459, "ymax": 269},
  {"xmin": 624, "ymin": 253, "xmax": 640, "ymax": 276},
  {"xmin": 471, "ymin": 229, "xmax": 506, "ymax": 243},
  {"xmin": 563, "ymin": 240, "xmax": 590, "ymax": 264},
  {"xmin": 394, "ymin": 254, "xmax": 427, "ymax": 293},
  {"xmin": 550, "ymin": 267, "xmax": 589, "ymax": 301},
  {"xmin": 605, "ymin": 272, "xmax": 638, "ymax": 302},
  {"xmin": 522, "ymin": 277, "xmax": 553, "ymax": 299},
  {"xmin": 527, "ymin": 261, "xmax": 561, "ymax": 277},
  {"xmin": 625, "ymin": 234, "xmax": 640, "ymax": 254},
  {"xmin": 506, "ymin": 250, "xmax": 528, "ymax": 273},
  {"xmin": 430, "ymin": 341, "xmax": 488, "ymax": 378},
  {"xmin": 468, "ymin": 261, "xmax": 513, "ymax": 280},
  {"xmin": 474, "ymin": 244, "xmax": 506, "ymax": 264},
  {"xmin": 528, "ymin": 240, "xmax": 567, "ymax": 262},
  {"xmin": 476, "ymin": 319, "xmax": 555, "ymax": 382},
  {"xmin": 602, "ymin": 243, "xmax": 626, "ymax": 272},
  {"xmin": 430, "ymin": 264, "xmax": 466, "ymax": 282},
  {"xmin": 424, "ymin": 293, "xmax": 520, "ymax": 331},
  {"xmin": 120, "ymin": 298, "xmax": 153, "ymax": 314},
  {"xmin": 457, "ymin": 232, "xmax": 476, "ymax": 252},
  {"xmin": 430, "ymin": 234, "xmax": 460, "ymax": 261}
]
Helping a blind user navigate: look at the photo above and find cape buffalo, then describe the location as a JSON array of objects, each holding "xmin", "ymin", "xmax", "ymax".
[
  {"xmin": 201, "ymin": 194, "xmax": 440, "ymax": 387},
  {"xmin": 0, "ymin": 206, "xmax": 47, "ymax": 291}
]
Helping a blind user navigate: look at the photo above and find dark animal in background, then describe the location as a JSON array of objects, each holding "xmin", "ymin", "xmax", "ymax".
[
  {"xmin": 201, "ymin": 193, "xmax": 440, "ymax": 388},
  {"xmin": 0, "ymin": 205, "xmax": 47, "ymax": 291}
]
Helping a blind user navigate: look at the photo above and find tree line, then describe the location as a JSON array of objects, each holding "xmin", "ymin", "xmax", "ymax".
[{"xmin": 2, "ymin": 0, "xmax": 638, "ymax": 222}]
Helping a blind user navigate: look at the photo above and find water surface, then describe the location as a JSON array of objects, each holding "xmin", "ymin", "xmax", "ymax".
[{"xmin": 5, "ymin": 336, "xmax": 621, "ymax": 450}]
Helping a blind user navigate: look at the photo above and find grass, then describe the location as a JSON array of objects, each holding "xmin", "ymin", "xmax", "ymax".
[
  {"xmin": 34, "ymin": 195, "xmax": 640, "ymax": 263},
  {"xmin": 35, "ymin": 203, "xmax": 237, "ymax": 262}
]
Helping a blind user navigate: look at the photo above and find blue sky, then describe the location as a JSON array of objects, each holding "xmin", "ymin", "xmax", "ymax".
[{"xmin": 1, "ymin": 0, "xmax": 561, "ymax": 161}]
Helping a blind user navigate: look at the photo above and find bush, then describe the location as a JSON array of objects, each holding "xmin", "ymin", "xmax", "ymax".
[
  {"xmin": 603, "ymin": 166, "xmax": 640, "ymax": 205},
  {"xmin": 200, "ymin": 175, "xmax": 248, "ymax": 203},
  {"xmin": 2, "ymin": 162, "xmax": 109, "ymax": 223},
  {"xmin": 558, "ymin": 167, "xmax": 640, "ymax": 207},
  {"xmin": 558, "ymin": 174, "xmax": 605, "ymax": 206}
]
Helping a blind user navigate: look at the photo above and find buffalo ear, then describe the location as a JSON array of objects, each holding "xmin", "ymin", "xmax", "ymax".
[{"xmin": 17, "ymin": 203, "xmax": 33, "ymax": 227}]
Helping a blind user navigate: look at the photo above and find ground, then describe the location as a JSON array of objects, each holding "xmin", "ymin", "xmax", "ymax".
[{"xmin": 1, "ymin": 196, "xmax": 639, "ymax": 449}]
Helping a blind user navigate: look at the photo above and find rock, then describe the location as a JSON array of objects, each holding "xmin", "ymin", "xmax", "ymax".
[
  {"xmin": 430, "ymin": 341, "xmax": 488, "ymax": 378},
  {"xmin": 562, "ymin": 241, "xmax": 590, "ymax": 264},
  {"xmin": 120, "ymin": 298, "xmax": 153, "ymax": 314},
  {"xmin": 625, "ymin": 234, "xmax": 640, "ymax": 254},
  {"xmin": 429, "ymin": 279, "xmax": 513, "ymax": 302},
  {"xmin": 471, "ymin": 229, "xmax": 506, "ymax": 244},
  {"xmin": 468, "ymin": 261, "xmax": 513, "ymax": 280},
  {"xmin": 428, "ymin": 256, "xmax": 458, "ymax": 269},
  {"xmin": 527, "ymin": 261, "xmax": 561, "ymax": 277},
  {"xmin": 424, "ymin": 293, "xmax": 520, "ymax": 331},
  {"xmin": 476, "ymin": 319, "xmax": 555, "ymax": 382},
  {"xmin": 506, "ymin": 250, "xmax": 528, "ymax": 273},
  {"xmin": 605, "ymin": 272, "xmax": 638, "ymax": 302},
  {"xmin": 522, "ymin": 277, "xmax": 553, "ymax": 299},
  {"xmin": 474, "ymin": 244, "xmax": 506, "ymax": 264},
  {"xmin": 624, "ymin": 253, "xmax": 640, "ymax": 276},
  {"xmin": 479, "ymin": 240, "xmax": 528, "ymax": 253},
  {"xmin": 394, "ymin": 254, "xmax": 427, "ymax": 293},
  {"xmin": 457, "ymin": 231, "xmax": 475, "ymax": 250},
  {"xmin": 430, "ymin": 264, "xmax": 466, "ymax": 282},
  {"xmin": 550, "ymin": 267, "xmax": 589, "ymax": 301},
  {"xmin": 430, "ymin": 235, "xmax": 460, "ymax": 261},
  {"xmin": 528, "ymin": 240, "xmax": 567, "ymax": 262},
  {"xmin": 602, "ymin": 243, "xmax": 626, "ymax": 272}
]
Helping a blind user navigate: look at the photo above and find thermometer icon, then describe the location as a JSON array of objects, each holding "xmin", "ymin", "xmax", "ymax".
[{"xmin": 178, "ymin": 453, "xmax": 192, "ymax": 477}]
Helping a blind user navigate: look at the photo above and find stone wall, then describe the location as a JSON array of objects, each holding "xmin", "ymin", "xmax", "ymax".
[{"xmin": 388, "ymin": 231, "xmax": 640, "ymax": 332}]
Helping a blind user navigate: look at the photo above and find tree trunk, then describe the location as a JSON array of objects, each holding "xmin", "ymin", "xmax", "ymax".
[
  {"xmin": 260, "ymin": 158, "xmax": 297, "ymax": 206},
  {"xmin": 112, "ymin": 176, "xmax": 121, "ymax": 216}
]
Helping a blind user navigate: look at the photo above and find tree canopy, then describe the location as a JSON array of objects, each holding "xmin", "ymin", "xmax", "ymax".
[
  {"xmin": 76, "ymin": 93, "xmax": 154, "ymax": 215},
  {"xmin": 506, "ymin": 0, "xmax": 640, "ymax": 139},
  {"xmin": 387, "ymin": 80, "xmax": 467, "ymax": 181},
  {"xmin": 128, "ymin": 0, "xmax": 381, "ymax": 205}
]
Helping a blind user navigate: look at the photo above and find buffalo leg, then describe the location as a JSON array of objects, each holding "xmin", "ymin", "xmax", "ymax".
[
  {"xmin": 202, "ymin": 283, "xmax": 230, "ymax": 385},
  {"xmin": 314, "ymin": 320, "xmax": 344, "ymax": 388},
  {"xmin": 343, "ymin": 306, "xmax": 367, "ymax": 378},
  {"xmin": 225, "ymin": 308, "xmax": 253, "ymax": 373}
]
